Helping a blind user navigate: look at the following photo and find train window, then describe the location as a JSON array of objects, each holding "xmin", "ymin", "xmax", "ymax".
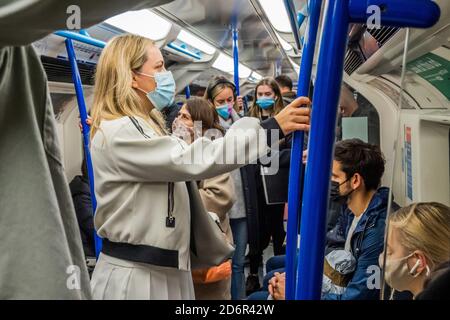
[{"xmin": 337, "ymin": 83, "xmax": 381, "ymax": 146}]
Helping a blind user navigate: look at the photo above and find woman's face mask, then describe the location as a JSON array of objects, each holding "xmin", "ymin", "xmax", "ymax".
[
  {"xmin": 216, "ymin": 104, "xmax": 232, "ymax": 120},
  {"xmin": 172, "ymin": 118, "xmax": 194, "ymax": 144},
  {"xmin": 379, "ymin": 252, "xmax": 431, "ymax": 293},
  {"xmin": 136, "ymin": 71, "xmax": 176, "ymax": 111},
  {"xmin": 256, "ymin": 97, "xmax": 275, "ymax": 110}
]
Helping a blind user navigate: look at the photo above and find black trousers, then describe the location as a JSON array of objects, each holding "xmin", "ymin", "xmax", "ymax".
[{"xmin": 249, "ymin": 192, "xmax": 286, "ymax": 275}]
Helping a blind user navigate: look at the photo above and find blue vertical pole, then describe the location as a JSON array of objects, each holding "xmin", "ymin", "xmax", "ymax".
[
  {"xmin": 295, "ymin": 0, "xmax": 350, "ymax": 299},
  {"xmin": 285, "ymin": 0, "xmax": 322, "ymax": 300},
  {"xmin": 65, "ymin": 39, "xmax": 103, "ymax": 258},
  {"xmin": 283, "ymin": 0, "xmax": 302, "ymax": 50},
  {"xmin": 232, "ymin": 28, "xmax": 240, "ymax": 96},
  {"xmin": 185, "ymin": 86, "xmax": 191, "ymax": 99}
]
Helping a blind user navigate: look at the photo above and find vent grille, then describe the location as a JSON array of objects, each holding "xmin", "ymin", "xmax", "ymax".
[
  {"xmin": 344, "ymin": 50, "xmax": 365, "ymax": 75},
  {"xmin": 41, "ymin": 56, "xmax": 95, "ymax": 85},
  {"xmin": 344, "ymin": 25, "xmax": 400, "ymax": 75},
  {"xmin": 367, "ymin": 26, "xmax": 399, "ymax": 46}
]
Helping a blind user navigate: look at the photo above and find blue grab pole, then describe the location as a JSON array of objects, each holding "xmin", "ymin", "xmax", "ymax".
[
  {"xmin": 348, "ymin": 0, "xmax": 440, "ymax": 28},
  {"xmin": 285, "ymin": 0, "xmax": 322, "ymax": 300},
  {"xmin": 295, "ymin": 0, "xmax": 350, "ymax": 300},
  {"xmin": 294, "ymin": 0, "xmax": 440, "ymax": 300},
  {"xmin": 65, "ymin": 39, "xmax": 103, "ymax": 258},
  {"xmin": 297, "ymin": 12, "xmax": 306, "ymax": 28},
  {"xmin": 283, "ymin": 0, "xmax": 301, "ymax": 50},
  {"xmin": 185, "ymin": 86, "xmax": 191, "ymax": 99},
  {"xmin": 232, "ymin": 28, "xmax": 240, "ymax": 96},
  {"xmin": 79, "ymin": 29, "xmax": 90, "ymax": 37},
  {"xmin": 55, "ymin": 30, "xmax": 106, "ymax": 48},
  {"xmin": 167, "ymin": 42, "xmax": 202, "ymax": 60}
]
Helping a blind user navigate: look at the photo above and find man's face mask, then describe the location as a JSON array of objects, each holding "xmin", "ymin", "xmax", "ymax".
[
  {"xmin": 330, "ymin": 178, "xmax": 354, "ymax": 204},
  {"xmin": 379, "ymin": 253, "xmax": 430, "ymax": 293},
  {"xmin": 136, "ymin": 71, "xmax": 176, "ymax": 111}
]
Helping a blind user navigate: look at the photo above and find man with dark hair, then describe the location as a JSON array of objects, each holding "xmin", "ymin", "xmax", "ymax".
[
  {"xmin": 275, "ymin": 75, "xmax": 296, "ymax": 105},
  {"xmin": 322, "ymin": 138, "xmax": 388, "ymax": 299},
  {"xmin": 249, "ymin": 138, "xmax": 389, "ymax": 300}
]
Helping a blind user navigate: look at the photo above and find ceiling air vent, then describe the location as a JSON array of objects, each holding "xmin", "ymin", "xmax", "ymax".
[
  {"xmin": 366, "ymin": 26, "xmax": 400, "ymax": 46},
  {"xmin": 344, "ymin": 50, "xmax": 365, "ymax": 75},
  {"xmin": 41, "ymin": 56, "xmax": 95, "ymax": 85}
]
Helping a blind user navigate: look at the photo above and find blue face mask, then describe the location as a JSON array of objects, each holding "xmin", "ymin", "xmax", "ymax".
[
  {"xmin": 137, "ymin": 71, "xmax": 176, "ymax": 111},
  {"xmin": 216, "ymin": 104, "xmax": 231, "ymax": 120},
  {"xmin": 256, "ymin": 98, "xmax": 275, "ymax": 110}
]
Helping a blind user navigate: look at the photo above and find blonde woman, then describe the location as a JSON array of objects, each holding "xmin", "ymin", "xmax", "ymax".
[
  {"xmin": 380, "ymin": 202, "xmax": 450, "ymax": 299},
  {"xmin": 89, "ymin": 34, "xmax": 311, "ymax": 300}
]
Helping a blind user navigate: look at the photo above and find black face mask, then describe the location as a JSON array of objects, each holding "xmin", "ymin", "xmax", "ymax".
[{"xmin": 330, "ymin": 178, "xmax": 354, "ymax": 204}]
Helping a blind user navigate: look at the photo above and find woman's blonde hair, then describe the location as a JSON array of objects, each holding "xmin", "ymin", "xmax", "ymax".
[
  {"xmin": 389, "ymin": 202, "xmax": 450, "ymax": 270},
  {"xmin": 248, "ymin": 77, "xmax": 284, "ymax": 118},
  {"xmin": 90, "ymin": 34, "xmax": 167, "ymax": 138}
]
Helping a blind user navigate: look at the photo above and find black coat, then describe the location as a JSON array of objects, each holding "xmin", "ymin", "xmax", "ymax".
[
  {"xmin": 69, "ymin": 176, "xmax": 95, "ymax": 258},
  {"xmin": 161, "ymin": 102, "xmax": 181, "ymax": 131},
  {"xmin": 242, "ymin": 118, "xmax": 290, "ymax": 254}
]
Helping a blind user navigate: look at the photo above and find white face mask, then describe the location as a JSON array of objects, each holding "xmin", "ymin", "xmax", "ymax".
[
  {"xmin": 380, "ymin": 252, "xmax": 431, "ymax": 292},
  {"xmin": 171, "ymin": 118, "xmax": 194, "ymax": 144}
]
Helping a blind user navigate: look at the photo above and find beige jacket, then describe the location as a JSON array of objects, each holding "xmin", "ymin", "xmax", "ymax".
[
  {"xmin": 91, "ymin": 116, "xmax": 267, "ymax": 271},
  {"xmin": 198, "ymin": 173, "xmax": 235, "ymax": 243},
  {"xmin": 194, "ymin": 173, "xmax": 235, "ymax": 300}
]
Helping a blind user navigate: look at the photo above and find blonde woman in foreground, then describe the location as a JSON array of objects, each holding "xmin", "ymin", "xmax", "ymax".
[{"xmin": 88, "ymin": 34, "xmax": 311, "ymax": 300}]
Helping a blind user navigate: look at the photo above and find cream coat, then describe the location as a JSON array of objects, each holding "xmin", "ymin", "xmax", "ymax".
[{"xmin": 91, "ymin": 116, "xmax": 267, "ymax": 271}]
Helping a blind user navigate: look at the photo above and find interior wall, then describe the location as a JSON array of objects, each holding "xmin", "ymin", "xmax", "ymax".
[
  {"xmin": 345, "ymin": 77, "xmax": 399, "ymax": 188},
  {"xmin": 419, "ymin": 120, "xmax": 450, "ymax": 205}
]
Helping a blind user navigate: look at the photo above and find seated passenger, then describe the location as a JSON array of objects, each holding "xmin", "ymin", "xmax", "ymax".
[
  {"xmin": 250, "ymin": 138, "xmax": 388, "ymax": 300},
  {"xmin": 88, "ymin": 34, "xmax": 311, "ymax": 300},
  {"xmin": 380, "ymin": 202, "xmax": 450, "ymax": 300},
  {"xmin": 172, "ymin": 97, "xmax": 235, "ymax": 300}
]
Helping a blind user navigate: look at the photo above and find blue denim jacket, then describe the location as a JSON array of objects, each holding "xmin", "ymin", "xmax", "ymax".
[{"xmin": 323, "ymin": 187, "xmax": 389, "ymax": 300}]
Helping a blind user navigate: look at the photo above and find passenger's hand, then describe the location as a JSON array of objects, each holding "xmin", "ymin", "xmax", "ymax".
[
  {"xmin": 268, "ymin": 274, "xmax": 279, "ymax": 297},
  {"xmin": 274, "ymin": 97, "xmax": 311, "ymax": 136},
  {"xmin": 78, "ymin": 116, "xmax": 92, "ymax": 132},
  {"xmin": 272, "ymin": 272, "xmax": 286, "ymax": 300},
  {"xmin": 302, "ymin": 149, "xmax": 308, "ymax": 164},
  {"xmin": 236, "ymin": 96, "xmax": 244, "ymax": 112}
]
